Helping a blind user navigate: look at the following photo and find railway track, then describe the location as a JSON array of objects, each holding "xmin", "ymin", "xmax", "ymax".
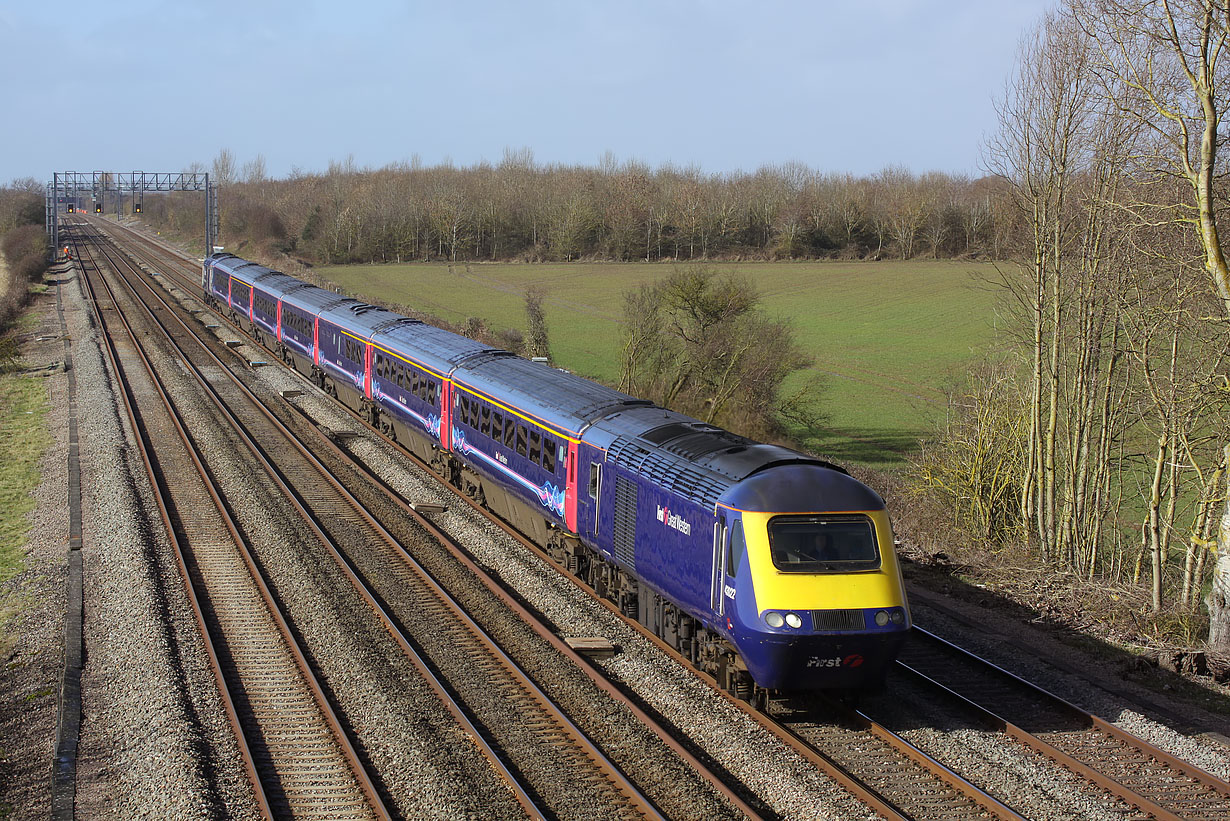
[
  {"xmin": 71, "ymin": 220, "xmax": 757, "ymax": 819},
  {"xmin": 91, "ymin": 217, "xmax": 1230, "ymax": 819},
  {"xmin": 885, "ymin": 627, "xmax": 1230, "ymax": 820},
  {"xmin": 70, "ymin": 226, "xmax": 388, "ymax": 819}
]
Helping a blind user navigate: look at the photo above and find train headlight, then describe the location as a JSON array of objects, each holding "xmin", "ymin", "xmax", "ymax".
[
  {"xmin": 891, "ymin": 610, "xmax": 906, "ymax": 625},
  {"xmin": 784, "ymin": 613, "xmax": 802, "ymax": 629},
  {"xmin": 875, "ymin": 610, "xmax": 890, "ymax": 627},
  {"xmin": 764, "ymin": 612, "xmax": 785, "ymax": 628}
]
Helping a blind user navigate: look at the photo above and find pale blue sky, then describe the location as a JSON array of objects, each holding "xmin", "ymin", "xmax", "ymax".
[{"xmin": 3, "ymin": 1, "xmax": 1053, "ymax": 183}]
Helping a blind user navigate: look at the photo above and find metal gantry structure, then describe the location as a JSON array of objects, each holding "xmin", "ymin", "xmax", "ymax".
[{"xmin": 46, "ymin": 171, "xmax": 219, "ymax": 257}]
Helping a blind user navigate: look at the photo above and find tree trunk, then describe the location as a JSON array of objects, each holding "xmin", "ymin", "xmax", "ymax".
[{"xmin": 1207, "ymin": 444, "xmax": 1230, "ymax": 649}]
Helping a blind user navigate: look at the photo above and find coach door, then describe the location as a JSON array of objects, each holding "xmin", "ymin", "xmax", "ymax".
[
  {"xmin": 710, "ymin": 513, "xmax": 727, "ymax": 617},
  {"xmin": 586, "ymin": 461, "xmax": 602, "ymax": 543}
]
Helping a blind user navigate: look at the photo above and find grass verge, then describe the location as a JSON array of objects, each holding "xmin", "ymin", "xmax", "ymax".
[{"xmin": 0, "ymin": 373, "xmax": 52, "ymax": 653}]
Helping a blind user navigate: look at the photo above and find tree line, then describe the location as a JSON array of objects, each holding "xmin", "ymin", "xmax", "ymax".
[{"xmin": 145, "ymin": 152, "xmax": 1010, "ymax": 266}]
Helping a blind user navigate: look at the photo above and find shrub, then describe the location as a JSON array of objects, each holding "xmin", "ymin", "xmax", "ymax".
[{"xmin": 2, "ymin": 224, "xmax": 46, "ymax": 267}]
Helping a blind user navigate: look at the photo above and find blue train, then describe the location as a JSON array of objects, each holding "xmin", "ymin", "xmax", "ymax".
[{"xmin": 203, "ymin": 253, "xmax": 911, "ymax": 696}]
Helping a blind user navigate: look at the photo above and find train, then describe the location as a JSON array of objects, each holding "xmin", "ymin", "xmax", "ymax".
[{"xmin": 202, "ymin": 253, "xmax": 911, "ymax": 697}]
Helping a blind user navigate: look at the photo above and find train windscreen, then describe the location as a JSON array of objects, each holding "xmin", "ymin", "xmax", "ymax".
[{"xmin": 767, "ymin": 515, "xmax": 880, "ymax": 572}]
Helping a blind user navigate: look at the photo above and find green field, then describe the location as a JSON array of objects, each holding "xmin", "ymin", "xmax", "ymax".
[{"xmin": 316, "ymin": 259, "xmax": 1002, "ymax": 470}]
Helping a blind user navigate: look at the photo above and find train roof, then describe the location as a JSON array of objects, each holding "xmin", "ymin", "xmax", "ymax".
[
  {"xmin": 581, "ymin": 404, "xmax": 853, "ymax": 511},
  {"xmin": 249, "ymin": 273, "xmax": 305, "ymax": 296},
  {"xmin": 454, "ymin": 356, "xmax": 651, "ymax": 438},
  {"xmin": 209, "ymin": 253, "xmax": 271, "ymax": 283},
  {"xmin": 721, "ymin": 462, "xmax": 884, "ymax": 513},
  {"xmin": 370, "ymin": 320, "xmax": 496, "ymax": 377},
  {"xmin": 318, "ymin": 300, "xmax": 405, "ymax": 336},
  {"xmin": 279, "ymin": 282, "xmax": 357, "ymax": 314},
  {"xmin": 208, "ymin": 255, "xmax": 336, "ymax": 307}
]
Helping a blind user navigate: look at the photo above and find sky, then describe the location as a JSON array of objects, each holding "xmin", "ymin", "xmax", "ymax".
[{"xmin": 2, "ymin": 0, "xmax": 1055, "ymax": 184}]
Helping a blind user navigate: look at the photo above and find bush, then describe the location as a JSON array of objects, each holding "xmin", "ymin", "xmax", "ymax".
[
  {"xmin": 0, "ymin": 224, "xmax": 49, "ymax": 334},
  {"xmin": 11, "ymin": 252, "xmax": 48, "ymax": 284},
  {"xmin": 0, "ymin": 335, "xmax": 18, "ymax": 372},
  {"xmin": 2, "ymin": 224, "xmax": 46, "ymax": 268}
]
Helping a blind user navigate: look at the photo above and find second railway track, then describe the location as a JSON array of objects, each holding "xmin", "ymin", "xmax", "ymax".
[{"xmin": 72, "ymin": 227, "xmax": 388, "ymax": 819}]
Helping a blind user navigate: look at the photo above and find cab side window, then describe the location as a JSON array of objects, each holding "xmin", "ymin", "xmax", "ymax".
[{"xmin": 727, "ymin": 520, "xmax": 746, "ymax": 577}]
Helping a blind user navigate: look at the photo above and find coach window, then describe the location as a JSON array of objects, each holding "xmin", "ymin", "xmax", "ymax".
[
  {"xmin": 529, "ymin": 430, "xmax": 541, "ymax": 464},
  {"xmin": 459, "ymin": 395, "xmax": 470, "ymax": 425},
  {"xmin": 470, "ymin": 399, "xmax": 481, "ymax": 428},
  {"xmin": 542, "ymin": 435, "xmax": 556, "ymax": 472},
  {"xmin": 588, "ymin": 463, "xmax": 600, "ymax": 499},
  {"xmin": 429, "ymin": 381, "xmax": 439, "ymax": 405},
  {"xmin": 491, "ymin": 411, "xmax": 504, "ymax": 443},
  {"xmin": 515, "ymin": 424, "xmax": 528, "ymax": 458},
  {"xmin": 480, "ymin": 406, "xmax": 491, "ymax": 436},
  {"xmin": 503, "ymin": 416, "xmax": 516, "ymax": 448}
]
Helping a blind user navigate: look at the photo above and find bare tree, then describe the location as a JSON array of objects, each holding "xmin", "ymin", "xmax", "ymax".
[
  {"xmin": 618, "ymin": 266, "xmax": 817, "ymax": 437},
  {"xmin": 1073, "ymin": 0, "xmax": 1230, "ymax": 642},
  {"xmin": 986, "ymin": 9, "xmax": 1096, "ymax": 563},
  {"xmin": 242, "ymin": 153, "xmax": 268, "ymax": 184},
  {"xmin": 524, "ymin": 286, "xmax": 551, "ymax": 361},
  {"xmin": 212, "ymin": 148, "xmax": 237, "ymax": 187}
]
